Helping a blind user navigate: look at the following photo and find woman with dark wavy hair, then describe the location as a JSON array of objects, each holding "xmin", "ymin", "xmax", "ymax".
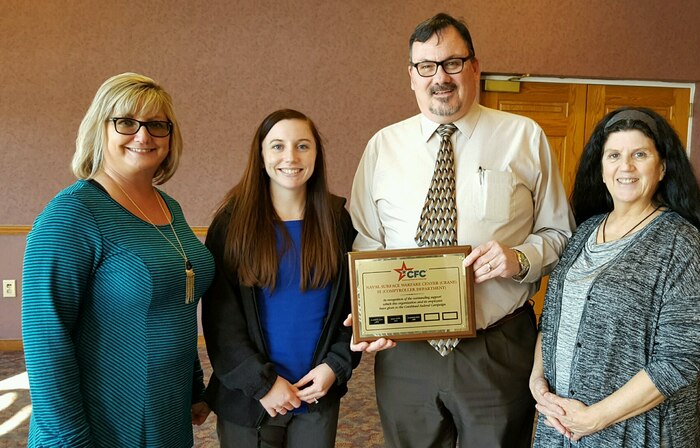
[
  {"xmin": 530, "ymin": 107, "xmax": 700, "ymax": 447},
  {"xmin": 202, "ymin": 109, "xmax": 359, "ymax": 447}
]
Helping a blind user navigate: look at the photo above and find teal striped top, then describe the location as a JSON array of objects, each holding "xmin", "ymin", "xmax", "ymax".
[{"xmin": 22, "ymin": 180, "xmax": 214, "ymax": 447}]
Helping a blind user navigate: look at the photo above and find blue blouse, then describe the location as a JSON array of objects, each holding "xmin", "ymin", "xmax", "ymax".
[{"xmin": 257, "ymin": 220, "xmax": 331, "ymax": 408}]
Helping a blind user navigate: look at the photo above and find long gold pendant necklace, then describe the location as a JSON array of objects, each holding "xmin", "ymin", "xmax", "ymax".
[{"xmin": 111, "ymin": 179, "xmax": 196, "ymax": 304}]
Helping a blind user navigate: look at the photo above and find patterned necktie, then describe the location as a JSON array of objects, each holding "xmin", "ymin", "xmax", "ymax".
[{"xmin": 415, "ymin": 123, "xmax": 460, "ymax": 356}]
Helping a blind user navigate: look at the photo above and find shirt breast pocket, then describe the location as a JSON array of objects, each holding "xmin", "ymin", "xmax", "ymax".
[{"xmin": 477, "ymin": 169, "xmax": 514, "ymax": 222}]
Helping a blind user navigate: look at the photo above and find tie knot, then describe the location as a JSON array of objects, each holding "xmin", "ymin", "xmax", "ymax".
[{"xmin": 436, "ymin": 123, "xmax": 457, "ymax": 139}]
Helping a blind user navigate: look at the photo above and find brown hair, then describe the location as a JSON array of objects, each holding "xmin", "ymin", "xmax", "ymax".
[{"xmin": 215, "ymin": 109, "xmax": 340, "ymax": 290}]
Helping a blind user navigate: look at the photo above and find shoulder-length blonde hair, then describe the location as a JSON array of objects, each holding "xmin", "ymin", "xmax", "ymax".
[{"xmin": 72, "ymin": 72, "xmax": 183, "ymax": 184}]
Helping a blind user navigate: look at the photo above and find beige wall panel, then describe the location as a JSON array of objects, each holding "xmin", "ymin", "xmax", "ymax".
[{"xmin": 2, "ymin": 0, "xmax": 700, "ymax": 338}]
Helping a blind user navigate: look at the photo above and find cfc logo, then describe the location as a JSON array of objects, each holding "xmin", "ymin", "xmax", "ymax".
[{"xmin": 394, "ymin": 261, "xmax": 426, "ymax": 281}]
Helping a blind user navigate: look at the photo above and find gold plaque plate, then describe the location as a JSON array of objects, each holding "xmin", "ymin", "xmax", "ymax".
[{"xmin": 349, "ymin": 246, "xmax": 475, "ymax": 342}]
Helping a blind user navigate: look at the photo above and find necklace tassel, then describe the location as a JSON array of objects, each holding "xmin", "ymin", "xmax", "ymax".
[{"xmin": 185, "ymin": 260, "xmax": 195, "ymax": 304}]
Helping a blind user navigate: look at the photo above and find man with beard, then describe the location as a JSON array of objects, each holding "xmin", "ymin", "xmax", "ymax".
[{"xmin": 348, "ymin": 12, "xmax": 574, "ymax": 448}]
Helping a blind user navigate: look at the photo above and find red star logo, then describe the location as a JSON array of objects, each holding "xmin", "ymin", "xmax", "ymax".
[{"xmin": 394, "ymin": 261, "xmax": 413, "ymax": 281}]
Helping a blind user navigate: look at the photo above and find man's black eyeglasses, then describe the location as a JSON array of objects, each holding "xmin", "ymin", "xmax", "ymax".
[{"xmin": 410, "ymin": 56, "xmax": 474, "ymax": 78}]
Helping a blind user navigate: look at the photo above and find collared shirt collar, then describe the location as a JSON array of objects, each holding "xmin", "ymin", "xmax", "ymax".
[{"xmin": 419, "ymin": 104, "xmax": 482, "ymax": 142}]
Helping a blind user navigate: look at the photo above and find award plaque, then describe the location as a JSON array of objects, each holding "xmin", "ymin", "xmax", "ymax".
[{"xmin": 349, "ymin": 246, "xmax": 475, "ymax": 343}]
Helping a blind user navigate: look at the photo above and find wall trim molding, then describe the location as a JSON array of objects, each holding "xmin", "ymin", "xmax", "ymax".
[
  {"xmin": 0, "ymin": 340, "xmax": 23, "ymax": 351},
  {"xmin": 0, "ymin": 226, "xmax": 32, "ymax": 235},
  {"xmin": 0, "ymin": 225, "xmax": 208, "ymax": 237},
  {"xmin": 0, "ymin": 338, "xmax": 203, "ymax": 351},
  {"xmin": 192, "ymin": 227, "xmax": 208, "ymax": 237}
]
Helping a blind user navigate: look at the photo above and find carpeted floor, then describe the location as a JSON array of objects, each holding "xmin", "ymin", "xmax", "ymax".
[{"xmin": 0, "ymin": 347, "xmax": 383, "ymax": 447}]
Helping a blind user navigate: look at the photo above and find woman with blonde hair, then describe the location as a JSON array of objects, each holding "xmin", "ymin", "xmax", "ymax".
[{"xmin": 23, "ymin": 72, "xmax": 214, "ymax": 447}]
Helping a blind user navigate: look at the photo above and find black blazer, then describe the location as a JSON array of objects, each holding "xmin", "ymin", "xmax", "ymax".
[{"xmin": 202, "ymin": 195, "xmax": 360, "ymax": 427}]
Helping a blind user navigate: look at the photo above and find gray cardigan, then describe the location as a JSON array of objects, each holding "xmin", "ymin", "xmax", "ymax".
[{"xmin": 535, "ymin": 211, "xmax": 700, "ymax": 447}]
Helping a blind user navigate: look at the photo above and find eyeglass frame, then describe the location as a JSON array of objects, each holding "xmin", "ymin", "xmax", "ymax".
[
  {"xmin": 410, "ymin": 55, "xmax": 475, "ymax": 78},
  {"xmin": 109, "ymin": 117, "xmax": 173, "ymax": 137}
]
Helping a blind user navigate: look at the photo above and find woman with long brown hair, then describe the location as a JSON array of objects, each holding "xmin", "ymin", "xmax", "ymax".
[{"xmin": 202, "ymin": 109, "xmax": 358, "ymax": 447}]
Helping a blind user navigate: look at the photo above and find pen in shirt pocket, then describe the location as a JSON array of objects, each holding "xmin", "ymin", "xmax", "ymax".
[{"xmin": 478, "ymin": 166, "xmax": 484, "ymax": 185}]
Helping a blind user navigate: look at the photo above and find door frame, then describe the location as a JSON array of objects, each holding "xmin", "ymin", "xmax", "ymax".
[{"xmin": 481, "ymin": 75, "xmax": 695, "ymax": 154}]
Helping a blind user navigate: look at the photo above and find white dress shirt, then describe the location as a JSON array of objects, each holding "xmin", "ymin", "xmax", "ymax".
[{"xmin": 350, "ymin": 104, "xmax": 574, "ymax": 329}]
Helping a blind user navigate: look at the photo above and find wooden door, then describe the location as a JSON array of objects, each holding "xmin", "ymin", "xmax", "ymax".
[
  {"xmin": 480, "ymin": 81, "xmax": 691, "ymax": 317},
  {"xmin": 585, "ymin": 85, "xmax": 690, "ymax": 146},
  {"xmin": 481, "ymin": 82, "xmax": 588, "ymax": 196},
  {"xmin": 481, "ymin": 82, "xmax": 587, "ymax": 315}
]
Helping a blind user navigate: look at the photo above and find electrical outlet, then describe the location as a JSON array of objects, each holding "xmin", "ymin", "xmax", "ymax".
[{"xmin": 3, "ymin": 280, "xmax": 16, "ymax": 298}]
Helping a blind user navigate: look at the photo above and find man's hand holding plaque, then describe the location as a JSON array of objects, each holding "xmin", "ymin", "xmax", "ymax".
[{"xmin": 343, "ymin": 314, "xmax": 397, "ymax": 352}]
